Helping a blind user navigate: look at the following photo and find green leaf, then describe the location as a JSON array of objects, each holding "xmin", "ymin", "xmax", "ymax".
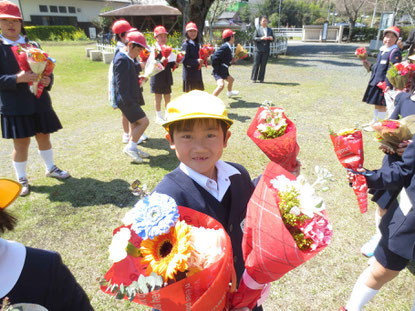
[{"xmin": 115, "ymin": 290, "xmax": 125, "ymax": 300}]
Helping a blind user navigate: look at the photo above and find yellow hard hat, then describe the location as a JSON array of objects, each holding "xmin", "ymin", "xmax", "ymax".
[
  {"xmin": 162, "ymin": 90, "xmax": 234, "ymax": 131},
  {"xmin": 0, "ymin": 179, "xmax": 21, "ymax": 209}
]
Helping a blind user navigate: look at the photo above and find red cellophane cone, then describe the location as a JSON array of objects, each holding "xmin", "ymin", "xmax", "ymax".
[
  {"xmin": 330, "ymin": 130, "xmax": 368, "ymax": 213},
  {"xmin": 160, "ymin": 44, "xmax": 172, "ymax": 67},
  {"xmin": 140, "ymin": 49, "xmax": 150, "ymax": 62},
  {"xmin": 36, "ymin": 58, "xmax": 55, "ymax": 98},
  {"xmin": 247, "ymin": 107, "xmax": 299, "ymax": 172},
  {"xmin": 101, "ymin": 206, "xmax": 236, "ymax": 311},
  {"xmin": 232, "ymin": 162, "xmax": 331, "ymax": 309}
]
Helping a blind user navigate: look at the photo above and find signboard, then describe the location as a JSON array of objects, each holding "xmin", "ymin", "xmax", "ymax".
[
  {"xmin": 255, "ymin": 17, "xmax": 259, "ymax": 29},
  {"xmin": 322, "ymin": 21, "xmax": 329, "ymax": 41},
  {"xmin": 89, "ymin": 27, "xmax": 96, "ymax": 39},
  {"xmin": 379, "ymin": 12, "xmax": 394, "ymax": 30}
]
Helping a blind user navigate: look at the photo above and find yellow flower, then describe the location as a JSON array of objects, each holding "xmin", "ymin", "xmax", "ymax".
[
  {"xmin": 140, "ymin": 220, "xmax": 192, "ymax": 282},
  {"xmin": 336, "ymin": 128, "xmax": 357, "ymax": 136}
]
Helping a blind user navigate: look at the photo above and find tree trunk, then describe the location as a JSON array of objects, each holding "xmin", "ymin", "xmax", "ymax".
[
  {"xmin": 167, "ymin": 0, "xmax": 216, "ymax": 43},
  {"xmin": 348, "ymin": 19, "xmax": 356, "ymax": 42}
]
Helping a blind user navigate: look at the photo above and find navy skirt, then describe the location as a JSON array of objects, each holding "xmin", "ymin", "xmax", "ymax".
[
  {"xmin": 363, "ymin": 84, "xmax": 385, "ymax": 106},
  {"xmin": 150, "ymin": 84, "xmax": 172, "ymax": 95},
  {"xmin": 1, "ymin": 110, "xmax": 62, "ymax": 139},
  {"xmin": 183, "ymin": 80, "xmax": 204, "ymax": 93}
]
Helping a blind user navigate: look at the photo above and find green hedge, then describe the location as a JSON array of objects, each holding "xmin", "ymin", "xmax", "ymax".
[{"xmin": 25, "ymin": 25, "xmax": 88, "ymax": 41}]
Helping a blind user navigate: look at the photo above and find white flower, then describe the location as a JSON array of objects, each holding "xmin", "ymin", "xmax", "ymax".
[
  {"xmin": 289, "ymin": 206, "xmax": 301, "ymax": 216},
  {"xmin": 257, "ymin": 123, "xmax": 268, "ymax": 133},
  {"xmin": 108, "ymin": 227, "xmax": 131, "ymax": 262}
]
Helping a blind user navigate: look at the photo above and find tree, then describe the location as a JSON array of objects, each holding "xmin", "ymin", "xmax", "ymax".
[
  {"xmin": 207, "ymin": 0, "xmax": 238, "ymax": 42},
  {"xmin": 166, "ymin": 0, "xmax": 216, "ymax": 42},
  {"xmin": 335, "ymin": 0, "xmax": 370, "ymax": 41}
]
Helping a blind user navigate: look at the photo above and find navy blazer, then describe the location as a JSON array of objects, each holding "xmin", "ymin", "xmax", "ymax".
[
  {"xmin": 369, "ymin": 47, "xmax": 401, "ymax": 87},
  {"xmin": 113, "ymin": 51, "xmax": 144, "ymax": 107},
  {"xmin": 211, "ymin": 43, "xmax": 232, "ymax": 77},
  {"xmin": 150, "ymin": 51, "xmax": 174, "ymax": 88},
  {"xmin": 153, "ymin": 162, "xmax": 255, "ymax": 283},
  {"xmin": 366, "ymin": 135, "xmax": 415, "ymax": 260},
  {"xmin": 0, "ymin": 40, "xmax": 53, "ymax": 116},
  {"xmin": 181, "ymin": 40, "xmax": 203, "ymax": 82},
  {"xmin": 2, "ymin": 247, "xmax": 93, "ymax": 310},
  {"xmin": 253, "ymin": 27, "xmax": 274, "ymax": 53}
]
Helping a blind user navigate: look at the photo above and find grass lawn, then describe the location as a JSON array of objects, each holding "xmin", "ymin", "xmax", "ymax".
[{"xmin": 1, "ymin": 42, "xmax": 414, "ymax": 311}]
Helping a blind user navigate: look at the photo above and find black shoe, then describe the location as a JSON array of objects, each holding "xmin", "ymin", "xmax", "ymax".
[
  {"xmin": 259, "ymin": 80, "xmax": 264, "ymax": 83},
  {"xmin": 251, "ymin": 80, "xmax": 257, "ymax": 83}
]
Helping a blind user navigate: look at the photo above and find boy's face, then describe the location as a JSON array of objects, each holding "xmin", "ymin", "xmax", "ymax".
[
  {"xmin": 383, "ymin": 32, "xmax": 397, "ymax": 47},
  {"xmin": 229, "ymin": 35, "xmax": 235, "ymax": 44},
  {"xmin": 166, "ymin": 119, "xmax": 231, "ymax": 180},
  {"xmin": 128, "ymin": 43, "xmax": 143, "ymax": 59},
  {"xmin": 156, "ymin": 33, "xmax": 167, "ymax": 45}
]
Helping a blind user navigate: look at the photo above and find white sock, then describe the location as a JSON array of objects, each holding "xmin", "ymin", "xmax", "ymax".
[
  {"xmin": 411, "ymin": 292, "xmax": 415, "ymax": 311},
  {"xmin": 12, "ymin": 161, "xmax": 27, "ymax": 179},
  {"xmin": 156, "ymin": 110, "xmax": 163, "ymax": 118},
  {"xmin": 128, "ymin": 140, "xmax": 138, "ymax": 151},
  {"xmin": 38, "ymin": 149, "xmax": 55, "ymax": 171},
  {"xmin": 375, "ymin": 209, "xmax": 382, "ymax": 236},
  {"xmin": 345, "ymin": 268, "xmax": 379, "ymax": 311},
  {"xmin": 377, "ymin": 111, "xmax": 387, "ymax": 120},
  {"xmin": 123, "ymin": 132, "xmax": 129, "ymax": 138}
]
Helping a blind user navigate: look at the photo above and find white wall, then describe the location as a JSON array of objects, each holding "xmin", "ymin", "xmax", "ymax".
[{"xmin": 9, "ymin": 0, "xmax": 129, "ymax": 23}]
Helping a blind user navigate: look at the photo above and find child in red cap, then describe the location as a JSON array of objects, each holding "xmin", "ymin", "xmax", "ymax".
[
  {"xmin": 211, "ymin": 28, "xmax": 239, "ymax": 98},
  {"xmin": 181, "ymin": 22, "xmax": 204, "ymax": 92}
]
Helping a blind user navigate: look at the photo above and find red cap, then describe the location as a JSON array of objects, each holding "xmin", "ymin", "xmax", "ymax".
[
  {"xmin": 112, "ymin": 19, "xmax": 131, "ymax": 35},
  {"xmin": 185, "ymin": 22, "xmax": 198, "ymax": 32},
  {"xmin": 0, "ymin": 1, "xmax": 22, "ymax": 20},
  {"xmin": 222, "ymin": 29, "xmax": 235, "ymax": 39},
  {"xmin": 126, "ymin": 31, "xmax": 149, "ymax": 50},
  {"xmin": 154, "ymin": 25, "xmax": 168, "ymax": 37},
  {"xmin": 384, "ymin": 26, "xmax": 400, "ymax": 38}
]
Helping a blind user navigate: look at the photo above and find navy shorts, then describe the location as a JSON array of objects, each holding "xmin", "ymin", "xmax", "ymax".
[{"xmin": 374, "ymin": 239, "xmax": 409, "ymax": 271}]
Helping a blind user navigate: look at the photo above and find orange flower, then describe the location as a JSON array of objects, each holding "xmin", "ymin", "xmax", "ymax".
[{"xmin": 140, "ymin": 220, "xmax": 192, "ymax": 282}]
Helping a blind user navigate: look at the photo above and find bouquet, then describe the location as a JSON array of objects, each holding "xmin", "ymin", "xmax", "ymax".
[
  {"xmin": 172, "ymin": 51, "xmax": 185, "ymax": 72},
  {"xmin": 159, "ymin": 44, "xmax": 172, "ymax": 67},
  {"xmin": 247, "ymin": 101, "xmax": 299, "ymax": 172},
  {"xmin": 11, "ymin": 44, "xmax": 55, "ymax": 98},
  {"xmin": 386, "ymin": 61, "xmax": 415, "ymax": 90},
  {"xmin": 330, "ymin": 128, "xmax": 368, "ymax": 213},
  {"xmin": 101, "ymin": 193, "xmax": 236, "ymax": 311},
  {"xmin": 143, "ymin": 56, "xmax": 164, "ymax": 79},
  {"xmin": 235, "ymin": 44, "xmax": 248, "ymax": 59},
  {"xmin": 231, "ymin": 162, "xmax": 332, "ymax": 309},
  {"xmin": 371, "ymin": 116, "xmax": 415, "ymax": 151},
  {"xmin": 198, "ymin": 44, "xmax": 214, "ymax": 70},
  {"xmin": 140, "ymin": 49, "xmax": 150, "ymax": 62},
  {"xmin": 355, "ymin": 47, "xmax": 367, "ymax": 60}
]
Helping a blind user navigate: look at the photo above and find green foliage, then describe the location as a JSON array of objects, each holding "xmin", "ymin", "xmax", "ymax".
[
  {"xmin": 342, "ymin": 27, "xmax": 378, "ymax": 42},
  {"xmin": 91, "ymin": 6, "xmax": 114, "ymax": 32},
  {"xmin": 313, "ymin": 17, "xmax": 327, "ymax": 25},
  {"xmin": 142, "ymin": 31, "xmax": 184, "ymax": 49},
  {"xmin": 25, "ymin": 26, "xmax": 88, "ymax": 41}
]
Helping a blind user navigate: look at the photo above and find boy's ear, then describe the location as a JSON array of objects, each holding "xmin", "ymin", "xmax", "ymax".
[
  {"xmin": 224, "ymin": 130, "xmax": 231, "ymax": 148},
  {"xmin": 165, "ymin": 133, "xmax": 175, "ymax": 150}
]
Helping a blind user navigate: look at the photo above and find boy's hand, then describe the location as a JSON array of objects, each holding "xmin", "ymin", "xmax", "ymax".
[
  {"xmin": 362, "ymin": 59, "xmax": 371, "ymax": 71},
  {"xmin": 397, "ymin": 140, "xmax": 412, "ymax": 156},
  {"xmin": 40, "ymin": 75, "xmax": 51, "ymax": 87},
  {"xmin": 138, "ymin": 75, "xmax": 148, "ymax": 83},
  {"xmin": 379, "ymin": 144, "xmax": 395, "ymax": 155},
  {"xmin": 16, "ymin": 71, "xmax": 39, "ymax": 83},
  {"xmin": 346, "ymin": 168, "xmax": 365, "ymax": 183},
  {"xmin": 231, "ymin": 57, "xmax": 237, "ymax": 64},
  {"xmin": 198, "ymin": 58, "xmax": 204, "ymax": 65}
]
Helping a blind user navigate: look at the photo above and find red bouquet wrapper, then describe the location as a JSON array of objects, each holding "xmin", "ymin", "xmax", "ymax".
[
  {"xmin": 101, "ymin": 206, "xmax": 236, "ymax": 311},
  {"xmin": 35, "ymin": 57, "xmax": 55, "ymax": 99},
  {"xmin": 140, "ymin": 49, "xmax": 150, "ymax": 62},
  {"xmin": 247, "ymin": 107, "xmax": 299, "ymax": 172},
  {"xmin": 198, "ymin": 44, "xmax": 214, "ymax": 70},
  {"xmin": 232, "ymin": 162, "xmax": 331, "ymax": 309},
  {"xmin": 377, "ymin": 81, "xmax": 387, "ymax": 94},
  {"xmin": 160, "ymin": 44, "xmax": 172, "ymax": 67},
  {"xmin": 330, "ymin": 129, "xmax": 368, "ymax": 213},
  {"xmin": 172, "ymin": 52, "xmax": 185, "ymax": 72}
]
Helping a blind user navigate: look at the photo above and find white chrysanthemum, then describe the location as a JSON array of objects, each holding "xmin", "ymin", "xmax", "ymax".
[
  {"xmin": 108, "ymin": 228, "xmax": 131, "ymax": 262},
  {"xmin": 257, "ymin": 123, "xmax": 268, "ymax": 133}
]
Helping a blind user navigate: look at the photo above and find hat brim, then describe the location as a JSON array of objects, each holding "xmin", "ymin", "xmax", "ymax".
[
  {"xmin": 0, "ymin": 179, "xmax": 21, "ymax": 209},
  {"xmin": 131, "ymin": 41, "xmax": 149, "ymax": 50},
  {"xmin": 383, "ymin": 29, "xmax": 399, "ymax": 37},
  {"xmin": 186, "ymin": 27, "xmax": 198, "ymax": 32},
  {"xmin": 0, "ymin": 14, "xmax": 22, "ymax": 20},
  {"xmin": 223, "ymin": 32, "xmax": 236, "ymax": 39},
  {"xmin": 162, "ymin": 114, "xmax": 233, "ymax": 131},
  {"xmin": 154, "ymin": 31, "xmax": 168, "ymax": 37}
]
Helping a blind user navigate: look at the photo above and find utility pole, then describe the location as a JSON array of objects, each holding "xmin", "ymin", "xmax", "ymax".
[
  {"xmin": 278, "ymin": 0, "xmax": 282, "ymax": 28},
  {"xmin": 371, "ymin": 0, "xmax": 378, "ymax": 27},
  {"xmin": 327, "ymin": 0, "xmax": 332, "ymax": 21}
]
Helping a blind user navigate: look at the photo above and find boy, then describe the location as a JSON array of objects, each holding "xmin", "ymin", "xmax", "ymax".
[
  {"xmin": 211, "ymin": 29, "xmax": 239, "ymax": 97},
  {"xmin": 154, "ymin": 90, "xmax": 262, "ymax": 310},
  {"xmin": 113, "ymin": 31, "xmax": 150, "ymax": 164}
]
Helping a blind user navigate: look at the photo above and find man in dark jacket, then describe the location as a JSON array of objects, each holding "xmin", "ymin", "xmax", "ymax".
[
  {"xmin": 251, "ymin": 16, "xmax": 274, "ymax": 83},
  {"xmin": 400, "ymin": 27, "xmax": 415, "ymax": 59}
]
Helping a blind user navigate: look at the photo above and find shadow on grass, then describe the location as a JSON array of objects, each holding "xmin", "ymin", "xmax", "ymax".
[
  {"xmin": 31, "ymin": 177, "xmax": 134, "ymax": 208},
  {"xmin": 139, "ymin": 137, "xmax": 170, "ymax": 151},
  {"xmin": 260, "ymin": 81, "xmax": 300, "ymax": 86},
  {"xmin": 229, "ymin": 99, "xmax": 261, "ymax": 109},
  {"xmin": 228, "ymin": 112, "xmax": 251, "ymax": 123},
  {"xmin": 148, "ymin": 152, "xmax": 179, "ymax": 171}
]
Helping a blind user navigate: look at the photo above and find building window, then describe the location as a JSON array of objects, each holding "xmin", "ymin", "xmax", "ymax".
[
  {"xmin": 58, "ymin": 6, "xmax": 67, "ymax": 13},
  {"xmin": 49, "ymin": 6, "xmax": 57, "ymax": 13},
  {"xmin": 39, "ymin": 5, "xmax": 48, "ymax": 13},
  {"xmin": 68, "ymin": 6, "xmax": 76, "ymax": 14}
]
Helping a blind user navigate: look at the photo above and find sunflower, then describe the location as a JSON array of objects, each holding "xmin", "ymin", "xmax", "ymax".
[{"xmin": 140, "ymin": 220, "xmax": 193, "ymax": 282}]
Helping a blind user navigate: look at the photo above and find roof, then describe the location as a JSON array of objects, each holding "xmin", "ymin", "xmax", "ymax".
[
  {"xmin": 100, "ymin": 4, "xmax": 181, "ymax": 17},
  {"xmin": 218, "ymin": 11, "xmax": 238, "ymax": 19}
]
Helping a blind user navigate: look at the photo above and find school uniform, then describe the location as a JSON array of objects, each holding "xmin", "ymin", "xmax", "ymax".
[
  {"xmin": 0, "ymin": 35, "xmax": 62, "ymax": 139},
  {"xmin": 364, "ymin": 135, "xmax": 415, "ymax": 270},
  {"xmin": 154, "ymin": 160, "xmax": 263, "ymax": 311},
  {"xmin": 150, "ymin": 43, "xmax": 174, "ymax": 94},
  {"xmin": 362, "ymin": 45, "xmax": 402, "ymax": 106},
  {"xmin": 0, "ymin": 239, "xmax": 92, "ymax": 310},
  {"xmin": 251, "ymin": 27, "xmax": 274, "ymax": 82},
  {"xmin": 113, "ymin": 50, "xmax": 145, "ymax": 123},
  {"xmin": 211, "ymin": 42, "xmax": 233, "ymax": 80},
  {"xmin": 181, "ymin": 40, "xmax": 204, "ymax": 92}
]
